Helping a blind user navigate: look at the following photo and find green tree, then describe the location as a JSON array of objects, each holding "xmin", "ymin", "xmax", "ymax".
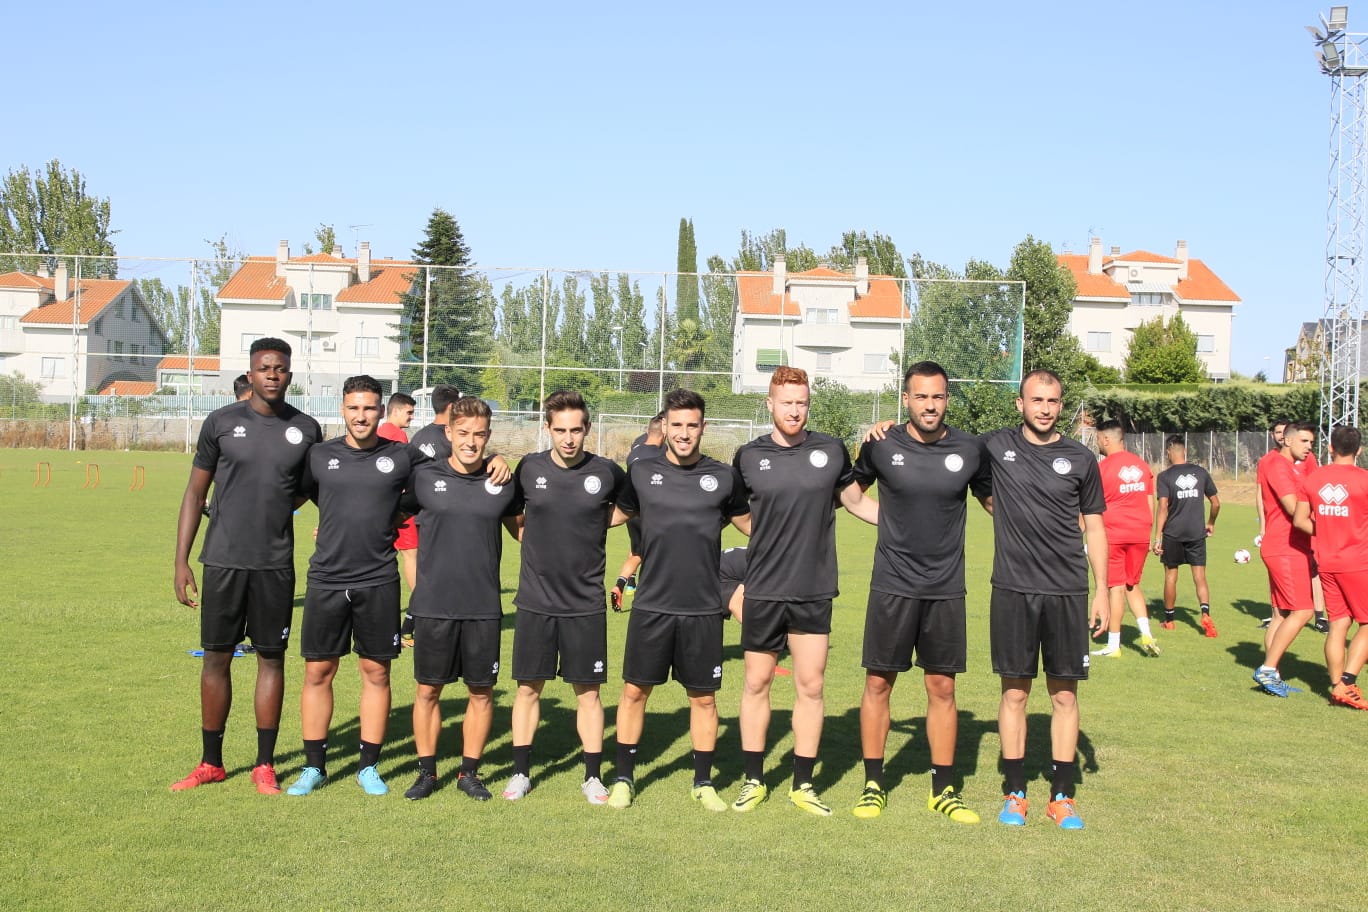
[
  {"xmin": 1123, "ymin": 313, "xmax": 1207, "ymax": 383},
  {"xmin": 398, "ymin": 208, "xmax": 491, "ymax": 392},
  {"xmin": 808, "ymin": 376, "xmax": 861, "ymax": 444},
  {"xmin": 700, "ymin": 254, "xmax": 737, "ymax": 373},
  {"xmin": 0, "ymin": 159, "xmax": 116, "ymax": 276},
  {"xmin": 1007, "ymin": 234, "xmax": 1085, "ymax": 380},
  {"xmin": 136, "ymin": 235, "xmax": 237, "ymax": 355},
  {"xmin": 729, "ymin": 228, "xmax": 819, "ymax": 272},
  {"xmin": 826, "ymin": 230, "xmax": 908, "ymax": 278},
  {"xmin": 302, "ymin": 223, "xmax": 337, "ymax": 256},
  {"xmin": 676, "ymin": 218, "xmax": 699, "ymax": 323}
]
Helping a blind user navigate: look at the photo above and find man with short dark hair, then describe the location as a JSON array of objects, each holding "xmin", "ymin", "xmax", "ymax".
[
  {"xmin": 377, "ymin": 392, "xmax": 418, "ymax": 593},
  {"xmin": 172, "ymin": 337, "xmax": 323, "ymax": 793},
  {"xmin": 232, "ymin": 374, "xmax": 251, "ymax": 401},
  {"xmin": 1092, "ymin": 420, "xmax": 1160, "ymax": 658},
  {"xmin": 285, "ymin": 375, "xmax": 413, "ymax": 796},
  {"xmin": 1154, "ymin": 435, "xmax": 1220, "ymax": 636},
  {"xmin": 504, "ymin": 390, "xmax": 627, "ymax": 804},
  {"xmin": 982, "ymin": 369, "xmax": 1108, "ymax": 830}
]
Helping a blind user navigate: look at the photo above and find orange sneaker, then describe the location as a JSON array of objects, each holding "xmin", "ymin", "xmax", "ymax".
[
  {"xmin": 170, "ymin": 761, "xmax": 226, "ymax": 791},
  {"xmin": 251, "ymin": 763, "xmax": 282, "ymax": 794},
  {"xmin": 997, "ymin": 791, "xmax": 1028, "ymax": 826},
  {"xmin": 1046, "ymin": 794, "xmax": 1085, "ymax": 830},
  {"xmin": 1201, "ymin": 614, "xmax": 1218, "ymax": 638},
  {"xmin": 1331, "ymin": 682, "xmax": 1368, "ymax": 710}
]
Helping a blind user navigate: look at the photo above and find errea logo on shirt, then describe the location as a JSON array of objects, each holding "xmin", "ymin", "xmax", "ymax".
[
  {"xmin": 650, "ymin": 473, "xmax": 664, "ymax": 486},
  {"xmin": 327, "ymin": 458, "xmax": 340, "ymax": 471},
  {"xmin": 433, "ymin": 479, "xmax": 447, "ymax": 493},
  {"xmin": 535, "ymin": 476, "xmax": 548, "ymax": 490},
  {"xmin": 1117, "ymin": 464, "xmax": 1145, "ymax": 492},
  {"xmin": 1003, "ymin": 450, "xmax": 1016, "ymax": 462},
  {"xmin": 1176, "ymin": 474, "xmax": 1200, "ymax": 499},
  {"xmin": 1319, "ymin": 483, "xmax": 1350, "ymax": 516},
  {"xmin": 891, "ymin": 453, "xmax": 905, "ymax": 467},
  {"xmin": 419, "ymin": 443, "xmax": 436, "ymax": 459},
  {"xmin": 233, "ymin": 425, "xmax": 246, "ymax": 438},
  {"xmin": 759, "ymin": 458, "xmax": 772, "ymax": 471}
]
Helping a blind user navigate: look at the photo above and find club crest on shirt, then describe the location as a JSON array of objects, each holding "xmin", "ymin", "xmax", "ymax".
[
  {"xmin": 327, "ymin": 457, "xmax": 340, "ymax": 471},
  {"xmin": 1052, "ymin": 457, "xmax": 1072, "ymax": 475},
  {"xmin": 233, "ymin": 425, "xmax": 246, "ymax": 438},
  {"xmin": 944, "ymin": 454, "xmax": 963, "ymax": 472},
  {"xmin": 699, "ymin": 474, "xmax": 719, "ymax": 492},
  {"xmin": 285, "ymin": 426, "xmax": 304, "ymax": 445},
  {"xmin": 584, "ymin": 475, "xmax": 602, "ymax": 495},
  {"xmin": 809, "ymin": 450, "xmax": 829, "ymax": 468},
  {"xmin": 376, "ymin": 456, "xmax": 395, "ymax": 474},
  {"xmin": 419, "ymin": 443, "xmax": 436, "ymax": 459},
  {"xmin": 485, "ymin": 479, "xmax": 504, "ymax": 495}
]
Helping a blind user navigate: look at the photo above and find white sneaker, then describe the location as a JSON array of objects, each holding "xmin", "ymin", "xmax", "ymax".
[
  {"xmin": 582, "ymin": 776, "xmax": 610, "ymax": 805},
  {"xmin": 502, "ymin": 773, "xmax": 532, "ymax": 800},
  {"xmin": 1090, "ymin": 645, "xmax": 1121, "ymax": 657}
]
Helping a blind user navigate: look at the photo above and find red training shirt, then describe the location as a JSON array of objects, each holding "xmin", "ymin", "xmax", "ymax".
[
  {"xmin": 1300, "ymin": 462, "xmax": 1368, "ymax": 572},
  {"xmin": 1099, "ymin": 450, "xmax": 1154, "ymax": 544},
  {"xmin": 1259, "ymin": 451, "xmax": 1311, "ymax": 556}
]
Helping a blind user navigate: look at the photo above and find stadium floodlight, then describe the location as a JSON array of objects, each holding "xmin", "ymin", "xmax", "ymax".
[
  {"xmin": 1330, "ymin": 6, "xmax": 1349, "ymax": 32},
  {"xmin": 1310, "ymin": 23, "xmax": 1328, "ymax": 40},
  {"xmin": 1323, "ymin": 39, "xmax": 1344, "ymax": 70}
]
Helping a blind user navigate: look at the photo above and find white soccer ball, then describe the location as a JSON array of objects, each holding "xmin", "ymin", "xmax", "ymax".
[{"xmin": 1234, "ymin": 549, "xmax": 1252, "ymax": 564}]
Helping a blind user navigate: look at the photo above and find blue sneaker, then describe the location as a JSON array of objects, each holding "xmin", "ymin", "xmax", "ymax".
[
  {"xmin": 1252, "ymin": 668, "xmax": 1291, "ymax": 697},
  {"xmin": 1047, "ymin": 794, "xmax": 1085, "ymax": 830},
  {"xmin": 998, "ymin": 790, "xmax": 1027, "ymax": 826},
  {"xmin": 286, "ymin": 766, "xmax": 326, "ymax": 796},
  {"xmin": 356, "ymin": 765, "xmax": 388, "ymax": 796}
]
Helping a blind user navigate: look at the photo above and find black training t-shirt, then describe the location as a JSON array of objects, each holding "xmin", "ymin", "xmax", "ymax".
[
  {"xmin": 626, "ymin": 442, "xmax": 662, "ymax": 466},
  {"xmin": 732, "ymin": 431, "xmax": 856, "ymax": 601},
  {"xmin": 408, "ymin": 422, "xmax": 451, "ymax": 464},
  {"xmin": 514, "ymin": 450, "xmax": 627, "ymax": 617},
  {"xmin": 194, "ymin": 399, "xmax": 322, "ymax": 570},
  {"xmin": 617, "ymin": 454, "xmax": 749, "ymax": 615},
  {"xmin": 403, "ymin": 459, "xmax": 521, "ymax": 620},
  {"xmin": 980, "ymin": 426, "xmax": 1105, "ymax": 596},
  {"xmin": 303, "ymin": 437, "xmax": 413, "ymax": 589},
  {"xmin": 1156, "ymin": 463, "xmax": 1218, "ymax": 542},
  {"xmin": 853, "ymin": 425, "xmax": 992, "ymax": 599},
  {"xmin": 718, "ymin": 546, "xmax": 748, "ymax": 616}
]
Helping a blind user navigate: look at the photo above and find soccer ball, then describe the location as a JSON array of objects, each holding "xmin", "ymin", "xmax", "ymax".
[{"xmin": 1234, "ymin": 549, "xmax": 1252, "ymax": 564}]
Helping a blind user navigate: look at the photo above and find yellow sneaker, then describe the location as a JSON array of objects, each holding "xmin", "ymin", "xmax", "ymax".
[
  {"xmin": 606, "ymin": 778, "xmax": 634, "ymax": 809},
  {"xmin": 731, "ymin": 778, "xmax": 769, "ymax": 813},
  {"xmin": 852, "ymin": 781, "xmax": 887, "ymax": 819},
  {"xmin": 691, "ymin": 784, "xmax": 727, "ymax": 812},
  {"xmin": 1138, "ymin": 635, "xmax": 1162, "ymax": 657},
  {"xmin": 928, "ymin": 786, "xmax": 980, "ymax": 824},
  {"xmin": 788, "ymin": 783, "xmax": 832, "ymax": 817}
]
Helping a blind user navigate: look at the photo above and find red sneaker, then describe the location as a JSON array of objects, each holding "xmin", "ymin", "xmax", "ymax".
[
  {"xmin": 170, "ymin": 761, "xmax": 226, "ymax": 791},
  {"xmin": 251, "ymin": 763, "xmax": 282, "ymax": 794},
  {"xmin": 1331, "ymin": 682, "xmax": 1368, "ymax": 711},
  {"xmin": 1160, "ymin": 620, "xmax": 1176, "ymax": 631},
  {"xmin": 1200, "ymin": 615, "xmax": 1218, "ymax": 638}
]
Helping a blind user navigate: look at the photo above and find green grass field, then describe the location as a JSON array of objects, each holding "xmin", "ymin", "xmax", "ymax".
[{"xmin": 1, "ymin": 448, "xmax": 1365, "ymax": 912}]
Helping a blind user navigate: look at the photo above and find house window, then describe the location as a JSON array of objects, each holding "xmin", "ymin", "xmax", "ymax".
[
  {"xmin": 355, "ymin": 336, "xmax": 379, "ymax": 357},
  {"xmin": 41, "ymin": 357, "xmax": 65, "ymax": 379},
  {"xmin": 113, "ymin": 340, "xmax": 125, "ymax": 360},
  {"xmin": 806, "ymin": 308, "xmax": 838, "ymax": 324},
  {"xmin": 755, "ymin": 348, "xmax": 788, "ymax": 371},
  {"xmin": 814, "ymin": 351, "xmax": 833, "ymax": 373},
  {"xmin": 1086, "ymin": 331, "xmax": 1111, "ymax": 352},
  {"xmin": 115, "ymin": 300, "xmax": 125, "ymax": 319},
  {"xmin": 91, "ymin": 317, "xmax": 102, "ymax": 334},
  {"xmin": 0, "ymin": 315, "xmax": 16, "ymax": 331},
  {"xmin": 320, "ymin": 385, "xmax": 334, "ymax": 397},
  {"xmin": 864, "ymin": 353, "xmax": 889, "ymax": 373},
  {"xmin": 241, "ymin": 333, "xmax": 264, "ymax": 352},
  {"xmin": 300, "ymin": 293, "xmax": 332, "ymax": 311},
  {"xmin": 1130, "ymin": 292, "xmax": 1167, "ymax": 307},
  {"xmin": 1197, "ymin": 334, "xmax": 1215, "ymax": 353}
]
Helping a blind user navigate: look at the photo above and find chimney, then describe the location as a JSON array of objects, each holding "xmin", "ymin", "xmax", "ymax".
[
  {"xmin": 773, "ymin": 254, "xmax": 787, "ymax": 296},
  {"xmin": 1110, "ymin": 246, "xmax": 1121, "ymax": 256},
  {"xmin": 358, "ymin": 241, "xmax": 372, "ymax": 282},
  {"xmin": 54, "ymin": 261, "xmax": 69, "ymax": 302},
  {"xmin": 854, "ymin": 256, "xmax": 869, "ymax": 295},
  {"xmin": 37, "ymin": 263, "xmax": 50, "ymax": 279},
  {"xmin": 1087, "ymin": 237, "xmax": 1103, "ymax": 275},
  {"xmin": 1175, "ymin": 239, "xmax": 1189, "ymax": 280},
  {"xmin": 333, "ymin": 243, "xmax": 343, "ymax": 258},
  {"xmin": 276, "ymin": 239, "xmax": 290, "ymax": 277}
]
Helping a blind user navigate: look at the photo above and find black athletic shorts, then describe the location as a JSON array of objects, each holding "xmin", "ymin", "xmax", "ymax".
[
  {"xmin": 626, "ymin": 516, "xmax": 644, "ymax": 557},
  {"xmin": 1161, "ymin": 535, "xmax": 1207, "ymax": 569},
  {"xmin": 301, "ymin": 581, "xmax": 401, "ymax": 661},
  {"xmin": 989, "ymin": 587, "xmax": 1089, "ymax": 681},
  {"xmin": 622, "ymin": 610, "xmax": 723, "ymax": 691},
  {"xmin": 512, "ymin": 610, "xmax": 608, "ymax": 684},
  {"xmin": 862, "ymin": 591, "xmax": 967, "ymax": 675},
  {"xmin": 412, "ymin": 617, "xmax": 501, "ymax": 687},
  {"xmin": 741, "ymin": 598, "xmax": 832, "ymax": 654},
  {"xmin": 200, "ymin": 566, "xmax": 295, "ymax": 656}
]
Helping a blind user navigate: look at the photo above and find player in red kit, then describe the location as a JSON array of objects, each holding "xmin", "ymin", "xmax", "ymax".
[{"xmin": 1092, "ymin": 421, "xmax": 1160, "ymax": 658}]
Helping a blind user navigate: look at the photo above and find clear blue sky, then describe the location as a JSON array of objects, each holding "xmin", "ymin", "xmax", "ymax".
[{"xmin": 4, "ymin": 0, "xmax": 1337, "ymax": 375}]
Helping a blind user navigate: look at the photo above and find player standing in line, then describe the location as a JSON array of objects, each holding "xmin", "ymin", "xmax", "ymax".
[
  {"xmin": 731, "ymin": 367, "xmax": 879, "ymax": 817},
  {"xmin": 1259, "ymin": 419, "xmax": 1329, "ymax": 632},
  {"xmin": 612, "ymin": 412, "xmax": 665, "ymax": 604},
  {"xmin": 1252, "ymin": 420, "xmax": 1318, "ymax": 697},
  {"xmin": 1294, "ymin": 425, "xmax": 1368, "ymax": 710},
  {"xmin": 400, "ymin": 396, "xmax": 521, "ymax": 800},
  {"xmin": 172, "ymin": 338, "xmax": 323, "ymax": 793},
  {"xmin": 849, "ymin": 362, "xmax": 990, "ymax": 823},
  {"xmin": 604, "ymin": 389, "xmax": 751, "ymax": 811},
  {"xmin": 981, "ymin": 369, "xmax": 1108, "ymax": 830},
  {"xmin": 376, "ymin": 392, "xmax": 418, "ymax": 593},
  {"xmin": 232, "ymin": 374, "xmax": 252, "ymax": 401},
  {"xmin": 503, "ymin": 391, "xmax": 627, "ymax": 804},
  {"xmin": 285, "ymin": 376, "xmax": 414, "ymax": 796},
  {"xmin": 1091, "ymin": 420, "xmax": 1161, "ymax": 658},
  {"xmin": 1154, "ymin": 435, "xmax": 1220, "ymax": 636}
]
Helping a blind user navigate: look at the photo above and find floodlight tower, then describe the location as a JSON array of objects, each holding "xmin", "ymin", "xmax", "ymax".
[{"xmin": 1311, "ymin": 6, "xmax": 1368, "ymax": 446}]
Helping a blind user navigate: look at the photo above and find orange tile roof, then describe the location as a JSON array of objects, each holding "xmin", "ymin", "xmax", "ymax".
[
  {"xmin": 1057, "ymin": 254, "xmax": 1130, "ymax": 300},
  {"xmin": 848, "ymin": 276, "xmax": 910, "ymax": 319},
  {"xmin": 293, "ymin": 253, "xmax": 350, "ymax": 264},
  {"xmin": 737, "ymin": 272, "xmax": 799, "ymax": 316},
  {"xmin": 157, "ymin": 355, "xmax": 221, "ymax": 371},
  {"xmin": 219, "ymin": 255, "xmax": 415, "ymax": 305},
  {"xmin": 1176, "ymin": 259, "xmax": 1240, "ymax": 302},
  {"xmin": 98, "ymin": 380, "xmax": 157, "ymax": 396},
  {"xmin": 1110, "ymin": 250, "xmax": 1181, "ymax": 264},
  {"xmin": 1058, "ymin": 252, "xmax": 1239, "ymax": 304},
  {"xmin": 336, "ymin": 262, "xmax": 416, "ymax": 305},
  {"xmin": 737, "ymin": 269, "xmax": 909, "ymax": 319},
  {"xmin": 0, "ymin": 271, "xmax": 49, "ymax": 289},
  {"xmin": 19, "ymin": 278, "xmax": 130, "ymax": 325},
  {"xmin": 792, "ymin": 266, "xmax": 849, "ymax": 279},
  {"xmin": 217, "ymin": 258, "xmax": 289, "ymax": 301}
]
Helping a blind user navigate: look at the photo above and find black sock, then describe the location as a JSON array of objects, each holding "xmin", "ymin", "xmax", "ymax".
[
  {"xmin": 358, "ymin": 740, "xmax": 381, "ymax": 770},
  {"xmin": 512, "ymin": 745, "xmax": 532, "ymax": 777},
  {"xmin": 615, "ymin": 742, "xmax": 638, "ymax": 782},
  {"xmin": 1164, "ymin": 608, "xmax": 1176, "ymax": 620},
  {"xmin": 417, "ymin": 755, "xmax": 437, "ymax": 778},
  {"xmin": 743, "ymin": 750, "xmax": 764, "ymax": 781},
  {"xmin": 255, "ymin": 728, "xmax": 278, "ymax": 767},
  {"xmin": 1200, "ymin": 603, "xmax": 1210, "ymax": 614},
  {"xmin": 792, "ymin": 755, "xmax": 816, "ymax": 789},
  {"xmin": 400, "ymin": 614, "xmax": 415, "ymax": 636},
  {"xmin": 931, "ymin": 764, "xmax": 954, "ymax": 794},
  {"xmin": 459, "ymin": 756, "xmax": 479, "ymax": 775},
  {"xmin": 303, "ymin": 738, "xmax": 327, "ymax": 775},
  {"xmin": 201, "ymin": 728, "xmax": 225, "ymax": 768},
  {"xmin": 1051, "ymin": 758, "xmax": 1078, "ymax": 799},
  {"xmin": 1002, "ymin": 757, "xmax": 1027, "ymax": 795},
  {"xmin": 582, "ymin": 751, "xmax": 603, "ymax": 782},
  {"xmin": 692, "ymin": 750, "xmax": 714, "ymax": 787},
  {"xmin": 863, "ymin": 757, "xmax": 884, "ymax": 787},
  {"xmin": 1344, "ymin": 672, "xmax": 1359, "ymax": 686}
]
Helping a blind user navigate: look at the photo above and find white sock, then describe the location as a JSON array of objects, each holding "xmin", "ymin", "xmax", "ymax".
[
  {"xmin": 1108, "ymin": 632, "xmax": 1121, "ymax": 650},
  {"xmin": 1136, "ymin": 617, "xmax": 1153, "ymax": 638}
]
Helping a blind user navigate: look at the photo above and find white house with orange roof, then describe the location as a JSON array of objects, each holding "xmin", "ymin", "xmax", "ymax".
[
  {"xmin": 731, "ymin": 256, "xmax": 909, "ymax": 393},
  {"xmin": 155, "ymin": 355, "xmax": 225, "ymax": 393},
  {"xmin": 1058, "ymin": 239, "xmax": 1239, "ymax": 380},
  {"xmin": 216, "ymin": 240, "xmax": 411, "ymax": 396},
  {"xmin": 0, "ymin": 262, "xmax": 168, "ymax": 398}
]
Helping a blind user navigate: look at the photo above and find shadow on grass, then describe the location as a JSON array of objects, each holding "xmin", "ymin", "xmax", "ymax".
[
  {"xmin": 1230, "ymin": 596, "xmax": 1272, "ymax": 623},
  {"xmin": 1226, "ymin": 635, "xmax": 1329, "ymax": 698}
]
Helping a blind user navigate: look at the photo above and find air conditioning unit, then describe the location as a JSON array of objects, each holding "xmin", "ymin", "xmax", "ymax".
[{"xmin": 321, "ymin": 340, "xmax": 337, "ymax": 351}]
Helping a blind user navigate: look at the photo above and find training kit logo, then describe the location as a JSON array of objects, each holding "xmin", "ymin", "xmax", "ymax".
[
  {"xmin": 485, "ymin": 479, "xmax": 504, "ymax": 495},
  {"xmin": 1320, "ymin": 483, "xmax": 1349, "ymax": 505},
  {"xmin": 535, "ymin": 475, "xmax": 548, "ymax": 490},
  {"xmin": 491, "ymin": 661, "xmax": 500, "ymax": 675},
  {"xmin": 699, "ymin": 474, "xmax": 718, "ymax": 492},
  {"xmin": 1176, "ymin": 474, "xmax": 1200, "ymax": 499},
  {"xmin": 281, "ymin": 626, "xmax": 290, "ymax": 641},
  {"xmin": 232, "ymin": 425, "xmax": 247, "ymax": 438},
  {"xmin": 650, "ymin": 473, "xmax": 664, "ymax": 486},
  {"xmin": 285, "ymin": 426, "xmax": 304, "ymax": 445},
  {"xmin": 1082, "ymin": 653, "xmax": 1090, "ymax": 669},
  {"xmin": 433, "ymin": 479, "xmax": 447, "ymax": 493},
  {"xmin": 593, "ymin": 660, "xmax": 605, "ymax": 674},
  {"xmin": 327, "ymin": 457, "xmax": 340, "ymax": 471},
  {"xmin": 944, "ymin": 453, "xmax": 964, "ymax": 473},
  {"xmin": 809, "ymin": 449, "xmax": 829, "ymax": 468},
  {"xmin": 376, "ymin": 456, "xmax": 394, "ymax": 474},
  {"xmin": 891, "ymin": 453, "xmax": 905, "ymax": 467},
  {"xmin": 1119, "ymin": 465, "xmax": 1144, "ymax": 484},
  {"xmin": 1052, "ymin": 457, "xmax": 1072, "ymax": 475},
  {"xmin": 419, "ymin": 443, "xmax": 436, "ymax": 459},
  {"xmin": 759, "ymin": 458, "xmax": 772, "ymax": 471},
  {"xmin": 1002, "ymin": 450, "xmax": 1016, "ymax": 462},
  {"xmin": 584, "ymin": 475, "xmax": 602, "ymax": 495},
  {"xmin": 712, "ymin": 665, "xmax": 722, "ymax": 679}
]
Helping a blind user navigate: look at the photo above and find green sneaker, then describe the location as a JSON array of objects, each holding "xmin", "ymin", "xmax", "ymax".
[
  {"xmin": 852, "ymin": 781, "xmax": 887, "ymax": 819},
  {"xmin": 928, "ymin": 785, "xmax": 980, "ymax": 824},
  {"xmin": 1138, "ymin": 635, "xmax": 1162, "ymax": 657},
  {"xmin": 691, "ymin": 783, "xmax": 727, "ymax": 812},
  {"xmin": 788, "ymin": 783, "xmax": 832, "ymax": 817},
  {"xmin": 607, "ymin": 778, "xmax": 635, "ymax": 809},
  {"xmin": 732, "ymin": 778, "xmax": 769, "ymax": 812}
]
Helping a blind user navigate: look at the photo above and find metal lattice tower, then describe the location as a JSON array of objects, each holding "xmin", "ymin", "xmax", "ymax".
[{"xmin": 1313, "ymin": 6, "xmax": 1368, "ymax": 446}]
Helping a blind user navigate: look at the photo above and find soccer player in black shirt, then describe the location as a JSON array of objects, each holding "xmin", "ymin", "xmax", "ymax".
[
  {"xmin": 400, "ymin": 396, "xmax": 522, "ymax": 801},
  {"xmin": 503, "ymin": 391, "xmax": 627, "ymax": 804},
  {"xmin": 283, "ymin": 375, "xmax": 413, "ymax": 797},
  {"xmin": 172, "ymin": 338, "xmax": 323, "ymax": 794},
  {"xmin": 605, "ymin": 389, "xmax": 751, "ymax": 811},
  {"xmin": 1154, "ymin": 435, "xmax": 1220, "ymax": 635},
  {"xmin": 981, "ymin": 369, "xmax": 1108, "ymax": 830},
  {"xmin": 731, "ymin": 366, "xmax": 879, "ymax": 816},
  {"xmin": 612, "ymin": 412, "xmax": 665, "ymax": 606},
  {"xmin": 850, "ymin": 361, "xmax": 991, "ymax": 823}
]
